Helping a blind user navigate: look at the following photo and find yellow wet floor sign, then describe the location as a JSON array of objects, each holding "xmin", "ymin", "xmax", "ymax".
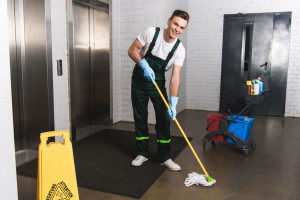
[{"xmin": 37, "ymin": 131, "xmax": 79, "ymax": 200}]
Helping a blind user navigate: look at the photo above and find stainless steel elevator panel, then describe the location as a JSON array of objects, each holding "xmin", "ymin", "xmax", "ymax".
[
  {"xmin": 73, "ymin": 3, "xmax": 91, "ymax": 130},
  {"xmin": 93, "ymin": 7, "xmax": 110, "ymax": 125},
  {"xmin": 24, "ymin": 0, "xmax": 53, "ymax": 148},
  {"xmin": 8, "ymin": 0, "xmax": 22, "ymax": 151},
  {"xmin": 71, "ymin": 1, "xmax": 110, "ymax": 140},
  {"xmin": 8, "ymin": 0, "xmax": 54, "ymax": 150}
]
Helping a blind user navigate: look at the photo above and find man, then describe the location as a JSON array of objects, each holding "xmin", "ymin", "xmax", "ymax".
[{"xmin": 128, "ymin": 10, "xmax": 189, "ymax": 171}]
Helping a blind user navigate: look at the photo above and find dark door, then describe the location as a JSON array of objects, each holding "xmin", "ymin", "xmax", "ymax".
[
  {"xmin": 220, "ymin": 15, "xmax": 245, "ymax": 114},
  {"xmin": 268, "ymin": 13, "xmax": 291, "ymax": 116},
  {"xmin": 220, "ymin": 12, "xmax": 291, "ymax": 116}
]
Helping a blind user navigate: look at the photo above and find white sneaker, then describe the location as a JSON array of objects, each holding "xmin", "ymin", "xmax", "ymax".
[
  {"xmin": 160, "ymin": 159, "xmax": 181, "ymax": 171},
  {"xmin": 131, "ymin": 155, "xmax": 148, "ymax": 166}
]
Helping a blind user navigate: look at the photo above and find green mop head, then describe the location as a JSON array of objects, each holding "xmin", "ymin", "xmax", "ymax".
[{"xmin": 206, "ymin": 176, "xmax": 215, "ymax": 183}]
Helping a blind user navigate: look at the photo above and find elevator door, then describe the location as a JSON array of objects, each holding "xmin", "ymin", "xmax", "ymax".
[
  {"xmin": 72, "ymin": 2, "xmax": 110, "ymax": 140},
  {"xmin": 93, "ymin": 8, "xmax": 110, "ymax": 125},
  {"xmin": 73, "ymin": 3, "xmax": 91, "ymax": 131},
  {"xmin": 220, "ymin": 12, "xmax": 291, "ymax": 116},
  {"xmin": 8, "ymin": 0, "xmax": 54, "ymax": 150}
]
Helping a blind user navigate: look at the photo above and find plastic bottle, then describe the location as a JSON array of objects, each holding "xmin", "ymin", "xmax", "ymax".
[
  {"xmin": 253, "ymin": 80, "xmax": 259, "ymax": 95},
  {"xmin": 251, "ymin": 80, "xmax": 256, "ymax": 95},
  {"xmin": 257, "ymin": 77, "xmax": 263, "ymax": 93},
  {"xmin": 246, "ymin": 81, "xmax": 252, "ymax": 95}
]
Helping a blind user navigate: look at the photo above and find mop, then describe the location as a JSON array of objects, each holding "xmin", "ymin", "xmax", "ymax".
[{"xmin": 152, "ymin": 80, "xmax": 216, "ymax": 187}]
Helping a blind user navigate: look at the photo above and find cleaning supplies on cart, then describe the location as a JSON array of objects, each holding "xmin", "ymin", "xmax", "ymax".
[
  {"xmin": 253, "ymin": 81, "xmax": 259, "ymax": 95},
  {"xmin": 257, "ymin": 77, "xmax": 263, "ymax": 93},
  {"xmin": 246, "ymin": 81, "xmax": 252, "ymax": 95},
  {"xmin": 251, "ymin": 77, "xmax": 263, "ymax": 95}
]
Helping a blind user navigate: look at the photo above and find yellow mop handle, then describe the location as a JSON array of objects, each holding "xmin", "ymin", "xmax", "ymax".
[{"xmin": 153, "ymin": 81, "xmax": 210, "ymax": 178}]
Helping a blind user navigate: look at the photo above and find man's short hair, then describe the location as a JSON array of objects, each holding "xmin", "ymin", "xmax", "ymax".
[{"xmin": 170, "ymin": 10, "xmax": 190, "ymax": 23}]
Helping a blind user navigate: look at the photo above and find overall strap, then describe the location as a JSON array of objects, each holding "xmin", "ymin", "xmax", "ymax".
[
  {"xmin": 165, "ymin": 39, "xmax": 181, "ymax": 64},
  {"xmin": 145, "ymin": 27, "xmax": 160, "ymax": 58}
]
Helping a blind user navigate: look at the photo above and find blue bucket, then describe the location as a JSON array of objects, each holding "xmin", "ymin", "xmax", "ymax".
[{"xmin": 227, "ymin": 115, "xmax": 254, "ymax": 144}]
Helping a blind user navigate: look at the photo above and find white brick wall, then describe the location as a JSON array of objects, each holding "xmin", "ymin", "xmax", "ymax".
[
  {"xmin": 0, "ymin": 0, "xmax": 18, "ymax": 198},
  {"xmin": 187, "ymin": 0, "xmax": 300, "ymax": 117},
  {"xmin": 51, "ymin": 0, "xmax": 70, "ymax": 130},
  {"xmin": 112, "ymin": 0, "xmax": 122, "ymax": 123},
  {"xmin": 119, "ymin": 0, "xmax": 188, "ymax": 123}
]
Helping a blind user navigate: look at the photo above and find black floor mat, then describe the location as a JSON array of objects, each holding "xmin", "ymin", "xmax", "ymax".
[{"xmin": 17, "ymin": 129, "xmax": 191, "ymax": 199}]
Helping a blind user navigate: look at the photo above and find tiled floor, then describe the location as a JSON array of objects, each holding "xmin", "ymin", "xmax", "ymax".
[{"xmin": 17, "ymin": 110, "xmax": 300, "ymax": 200}]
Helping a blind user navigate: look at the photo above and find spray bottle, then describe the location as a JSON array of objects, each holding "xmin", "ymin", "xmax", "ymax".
[{"xmin": 257, "ymin": 77, "xmax": 263, "ymax": 93}]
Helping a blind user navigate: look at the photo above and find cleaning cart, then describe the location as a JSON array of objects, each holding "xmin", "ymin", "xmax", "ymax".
[{"xmin": 202, "ymin": 89, "xmax": 269, "ymax": 155}]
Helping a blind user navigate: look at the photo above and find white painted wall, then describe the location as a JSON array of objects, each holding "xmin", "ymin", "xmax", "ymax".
[
  {"xmin": 51, "ymin": 0, "xmax": 70, "ymax": 131},
  {"xmin": 187, "ymin": 0, "xmax": 300, "ymax": 117},
  {"xmin": 0, "ymin": 0, "xmax": 18, "ymax": 199},
  {"xmin": 111, "ymin": 0, "xmax": 122, "ymax": 123},
  {"xmin": 119, "ymin": 0, "xmax": 188, "ymax": 123}
]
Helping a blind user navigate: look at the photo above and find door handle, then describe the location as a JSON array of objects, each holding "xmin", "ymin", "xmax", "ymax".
[{"xmin": 260, "ymin": 62, "xmax": 268, "ymax": 70}]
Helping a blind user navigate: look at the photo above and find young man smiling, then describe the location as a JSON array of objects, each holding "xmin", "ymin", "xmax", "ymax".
[{"xmin": 128, "ymin": 10, "xmax": 189, "ymax": 171}]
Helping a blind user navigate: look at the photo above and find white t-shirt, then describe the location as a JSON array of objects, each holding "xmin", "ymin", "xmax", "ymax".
[{"xmin": 137, "ymin": 27, "xmax": 185, "ymax": 71}]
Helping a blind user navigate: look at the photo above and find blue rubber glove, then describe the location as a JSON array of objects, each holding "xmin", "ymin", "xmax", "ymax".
[
  {"xmin": 138, "ymin": 58, "xmax": 155, "ymax": 84},
  {"xmin": 167, "ymin": 96, "xmax": 179, "ymax": 120}
]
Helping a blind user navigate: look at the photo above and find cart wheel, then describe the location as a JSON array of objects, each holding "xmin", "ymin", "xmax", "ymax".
[
  {"xmin": 202, "ymin": 138, "xmax": 209, "ymax": 149},
  {"xmin": 203, "ymin": 141, "xmax": 206, "ymax": 148},
  {"xmin": 252, "ymin": 143, "xmax": 256, "ymax": 149},
  {"xmin": 243, "ymin": 148, "xmax": 249, "ymax": 156},
  {"xmin": 211, "ymin": 140, "xmax": 215, "ymax": 146}
]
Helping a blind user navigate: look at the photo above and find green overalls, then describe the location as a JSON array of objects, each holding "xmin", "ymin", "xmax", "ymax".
[{"xmin": 131, "ymin": 27, "xmax": 180, "ymax": 162}]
